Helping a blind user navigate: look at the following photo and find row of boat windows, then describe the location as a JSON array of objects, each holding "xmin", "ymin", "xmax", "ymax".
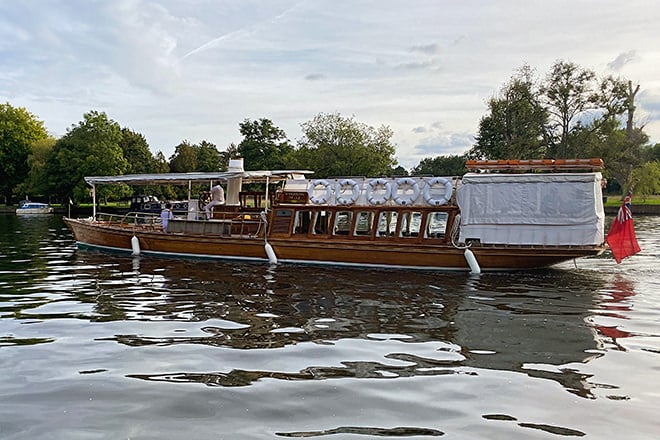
[{"xmin": 275, "ymin": 209, "xmax": 449, "ymax": 239}]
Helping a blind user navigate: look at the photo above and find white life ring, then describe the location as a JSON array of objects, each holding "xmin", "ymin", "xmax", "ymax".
[
  {"xmin": 308, "ymin": 179, "xmax": 332, "ymax": 204},
  {"xmin": 335, "ymin": 179, "xmax": 361, "ymax": 205},
  {"xmin": 423, "ymin": 177, "xmax": 453, "ymax": 206},
  {"xmin": 391, "ymin": 177, "xmax": 420, "ymax": 206},
  {"xmin": 366, "ymin": 178, "xmax": 392, "ymax": 205}
]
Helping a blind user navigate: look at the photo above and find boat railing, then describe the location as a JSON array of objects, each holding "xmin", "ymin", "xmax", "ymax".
[{"xmin": 95, "ymin": 211, "xmax": 162, "ymax": 229}]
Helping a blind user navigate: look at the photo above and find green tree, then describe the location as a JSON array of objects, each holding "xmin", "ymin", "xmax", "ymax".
[
  {"xmin": 0, "ymin": 103, "xmax": 49, "ymax": 204},
  {"xmin": 238, "ymin": 118, "xmax": 293, "ymax": 170},
  {"xmin": 169, "ymin": 141, "xmax": 198, "ymax": 172},
  {"xmin": 470, "ymin": 65, "xmax": 548, "ymax": 160},
  {"xmin": 541, "ymin": 61, "xmax": 599, "ymax": 158},
  {"xmin": 46, "ymin": 111, "xmax": 128, "ymax": 202},
  {"xmin": 293, "ymin": 113, "xmax": 397, "ymax": 177},
  {"xmin": 16, "ymin": 137, "xmax": 56, "ymax": 200},
  {"xmin": 196, "ymin": 140, "xmax": 223, "ymax": 172},
  {"xmin": 153, "ymin": 151, "xmax": 170, "ymax": 173},
  {"xmin": 120, "ymin": 128, "xmax": 157, "ymax": 174},
  {"xmin": 411, "ymin": 154, "xmax": 467, "ymax": 176},
  {"xmin": 631, "ymin": 161, "xmax": 660, "ymax": 200}
]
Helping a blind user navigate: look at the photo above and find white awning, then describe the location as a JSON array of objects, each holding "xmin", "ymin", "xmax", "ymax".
[{"xmin": 84, "ymin": 170, "xmax": 314, "ymax": 186}]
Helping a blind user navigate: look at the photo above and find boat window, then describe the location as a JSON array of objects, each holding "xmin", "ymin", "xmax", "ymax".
[
  {"xmin": 333, "ymin": 211, "xmax": 353, "ymax": 235},
  {"xmin": 399, "ymin": 211, "xmax": 422, "ymax": 238},
  {"xmin": 376, "ymin": 211, "xmax": 398, "ymax": 237},
  {"xmin": 426, "ymin": 211, "xmax": 448, "ymax": 239},
  {"xmin": 353, "ymin": 211, "xmax": 374, "ymax": 236},
  {"xmin": 293, "ymin": 210, "xmax": 312, "ymax": 235},
  {"xmin": 312, "ymin": 211, "xmax": 330, "ymax": 235}
]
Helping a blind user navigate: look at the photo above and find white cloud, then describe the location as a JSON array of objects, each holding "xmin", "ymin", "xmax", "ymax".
[{"xmin": 1, "ymin": 0, "xmax": 660, "ymax": 171}]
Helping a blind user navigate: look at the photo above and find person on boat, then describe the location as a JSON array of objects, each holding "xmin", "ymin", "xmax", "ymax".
[
  {"xmin": 161, "ymin": 203, "xmax": 173, "ymax": 232},
  {"xmin": 205, "ymin": 184, "xmax": 225, "ymax": 219}
]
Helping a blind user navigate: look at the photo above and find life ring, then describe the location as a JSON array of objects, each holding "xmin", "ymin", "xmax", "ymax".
[
  {"xmin": 335, "ymin": 179, "xmax": 361, "ymax": 205},
  {"xmin": 391, "ymin": 177, "xmax": 420, "ymax": 206},
  {"xmin": 366, "ymin": 178, "xmax": 392, "ymax": 205},
  {"xmin": 308, "ymin": 179, "xmax": 332, "ymax": 204},
  {"xmin": 423, "ymin": 177, "xmax": 453, "ymax": 206}
]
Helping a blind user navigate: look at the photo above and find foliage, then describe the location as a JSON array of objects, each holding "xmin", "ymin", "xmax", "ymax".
[
  {"xmin": 631, "ymin": 161, "xmax": 660, "ymax": 200},
  {"xmin": 169, "ymin": 140, "xmax": 223, "ymax": 173},
  {"xmin": 470, "ymin": 65, "xmax": 548, "ymax": 160},
  {"xmin": 169, "ymin": 141, "xmax": 198, "ymax": 172},
  {"xmin": 411, "ymin": 154, "xmax": 467, "ymax": 176},
  {"xmin": 0, "ymin": 103, "xmax": 49, "ymax": 204},
  {"xmin": 15, "ymin": 137, "xmax": 56, "ymax": 199},
  {"xmin": 238, "ymin": 118, "xmax": 293, "ymax": 170},
  {"xmin": 120, "ymin": 128, "xmax": 157, "ymax": 174},
  {"xmin": 196, "ymin": 140, "xmax": 224, "ymax": 172},
  {"xmin": 293, "ymin": 113, "xmax": 397, "ymax": 178},
  {"xmin": 45, "ymin": 111, "xmax": 128, "ymax": 203}
]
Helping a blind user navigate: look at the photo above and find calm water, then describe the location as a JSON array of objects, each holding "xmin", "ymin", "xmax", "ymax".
[{"xmin": 0, "ymin": 214, "xmax": 658, "ymax": 439}]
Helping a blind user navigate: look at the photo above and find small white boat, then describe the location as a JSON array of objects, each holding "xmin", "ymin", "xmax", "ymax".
[{"xmin": 16, "ymin": 202, "xmax": 54, "ymax": 215}]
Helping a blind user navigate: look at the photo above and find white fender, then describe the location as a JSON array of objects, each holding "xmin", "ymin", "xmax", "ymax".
[
  {"xmin": 265, "ymin": 242, "xmax": 278, "ymax": 264},
  {"xmin": 464, "ymin": 249, "xmax": 481, "ymax": 274},
  {"xmin": 366, "ymin": 178, "xmax": 392, "ymax": 205},
  {"xmin": 335, "ymin": 179, "xmax": 361, "ymax": 205},
  {"xmin": 131, "ymin": 235, "xmax": 140, "ymax": 256},
  {"xmin": 308, "ymin": 179, "xmax": 333, "ymax": 204},
  {"xmin": 391, "ymin": 177, "xmax": 420, "ymax": 206},
  {"xmin": 423, "ymin": 177, "xmax": 453, "ymax": 206}
]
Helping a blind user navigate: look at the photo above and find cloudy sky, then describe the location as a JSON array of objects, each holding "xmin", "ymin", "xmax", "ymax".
[{"xmin": 1, "ymin": 0, "xmax": 659, "ymax": 170}]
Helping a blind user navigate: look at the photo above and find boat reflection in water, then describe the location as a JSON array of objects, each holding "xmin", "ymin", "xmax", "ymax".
[{"xmin": 84, "ymin": 254, "xmax": 612, "ymax": 398}]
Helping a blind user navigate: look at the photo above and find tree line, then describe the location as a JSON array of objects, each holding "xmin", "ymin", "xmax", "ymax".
[{"xmin": 1, "ymin": 60, "xmax": 659, "ymax": 205}]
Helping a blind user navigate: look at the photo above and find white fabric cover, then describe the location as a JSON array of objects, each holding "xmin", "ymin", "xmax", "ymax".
[{"xmin": 457, "ymin": 172, "xmax": 604, "ymax": 245}]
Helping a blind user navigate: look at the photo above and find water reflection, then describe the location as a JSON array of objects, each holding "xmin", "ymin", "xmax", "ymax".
[
  {"xmin": 0, "ymin": 214, "xmax": 645, "ymax": 400},
  {"xmin": 25, "ymin": 251, "xmax": 608, "ymax": 397}
]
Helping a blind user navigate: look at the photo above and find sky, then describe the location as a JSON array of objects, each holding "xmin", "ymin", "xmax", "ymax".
[{"xmin": 1, "ymin": 0, "xmax": 659, "ymax": 170}]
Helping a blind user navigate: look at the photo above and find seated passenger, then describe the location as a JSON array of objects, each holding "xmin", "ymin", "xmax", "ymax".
[{"xmin": 205, "ymin": 184, "xmax": 225, "ymax": 219}]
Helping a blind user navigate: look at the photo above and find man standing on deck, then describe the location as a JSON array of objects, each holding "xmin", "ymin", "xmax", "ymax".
[
  {"xmin": 161, "ymin": 203, "xmax": 173, "ymax": 232},
  {"xmin": 205, "ymin": 184, "xmax": 225, "ymax": 219}
]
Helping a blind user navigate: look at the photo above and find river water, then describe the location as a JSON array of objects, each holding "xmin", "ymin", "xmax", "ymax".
[{"xmin": 0, "ymin": 214, "xmax": 658, "ymax": 439}]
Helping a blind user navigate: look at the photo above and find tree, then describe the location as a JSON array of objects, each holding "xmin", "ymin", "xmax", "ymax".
[
  {"xmin": 0, "ymin": 103, "xmax": 49, "ymax": 204},
  {"xmin": 238, "ymin": 118, "xmax": 293, "ymax": 170},
  {"xmin": 169, "ymin": 141, "xmax": 198, "ymax": 172},
  {"xmin": 470, "ymin": 65, "xmax": 548, "ymax": 160},
  {"xmin": 631, "ymin": 161, "xmax": 660, "ymax": 201},
  {"xmin": 120, "ymin": 128, "xmax": 157, "ymax": 174},
  {"xmin": 46, "ymin": 111, "xmax": 128, "ymax": 202},
  {"xmin": 541, "ymin": 61, "xmax": 598, "ymax": 158},
  {"xmin": 411, "ymin": 154, "xmax": 467, "ymax": 176},
  {"xmin": 196, "ymin": 140, "xmax": 223, "ymax": 172},
  {"xmin": 16, "ymin": 137, "xmax": 56, "ymax": 200},
  {"xmin": 293, "ymin": 113, "xmax": 397, "ymax": 177}
]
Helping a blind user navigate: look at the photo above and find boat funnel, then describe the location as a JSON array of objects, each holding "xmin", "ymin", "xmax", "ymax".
[
  {"xmin": 226, "ymin": 158, "xmax": 244, "ymax": 206},
  {"xmin": 228, "ymin": 158, "xmax": 244, "ymax": 172}
]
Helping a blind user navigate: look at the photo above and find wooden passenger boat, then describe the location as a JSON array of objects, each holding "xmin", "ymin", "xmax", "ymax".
[{"xmin": 64, "ymin": 158, "xmax": 607, "ymax": 272}]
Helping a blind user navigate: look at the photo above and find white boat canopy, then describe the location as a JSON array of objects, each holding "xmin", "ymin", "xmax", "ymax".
[
  {"xmin": 83, "ymin": 169, "xmax": 314, "ymax": 218},
  {"xmin": 84, "ymin": 170, "xmax": 314, "ymax": 186}
]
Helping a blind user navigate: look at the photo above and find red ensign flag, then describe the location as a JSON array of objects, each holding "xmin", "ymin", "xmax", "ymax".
[{"xmin": 606, "ymin": 193, "xmax": 641, "ymax": 264}]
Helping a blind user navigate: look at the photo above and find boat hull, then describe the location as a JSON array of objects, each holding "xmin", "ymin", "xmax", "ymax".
[{"xmin": 64, "ymin": 218, "xmax": 605, "ymax": 271}]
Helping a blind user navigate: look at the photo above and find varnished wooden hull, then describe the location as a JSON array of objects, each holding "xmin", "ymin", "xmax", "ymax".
[{"xmin": 64, "ymin": 218, "xmax": 605, "ymax": 271}]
